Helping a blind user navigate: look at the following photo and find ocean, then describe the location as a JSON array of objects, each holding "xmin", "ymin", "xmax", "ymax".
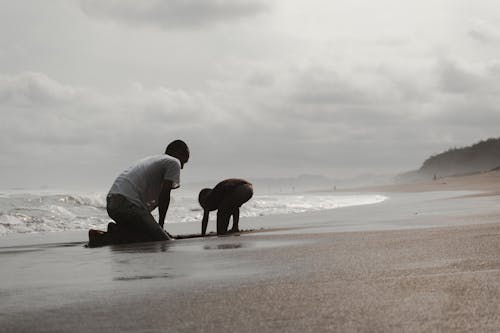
[{"xmin": 0, "ymin": 189, "xmax": 387, "ymax": 236}]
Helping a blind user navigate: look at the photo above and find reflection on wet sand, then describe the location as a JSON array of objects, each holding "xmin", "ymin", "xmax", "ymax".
[
  {"xmin": 108, "ymin": 241, "xmax": 173, "ymax": 282},
  {"xmin": 203, "ymin": 243, "xmax": 243, "ymax": 250},
  {"xmin": 113, "ymin": 273, "xmax": 173, "ymax": 281},
  {"xmin": 109, "ymin": 241, "xmax": 170, "ymax": 253}
]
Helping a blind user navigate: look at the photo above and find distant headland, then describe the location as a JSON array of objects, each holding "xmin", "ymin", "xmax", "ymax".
[{"xmin": 400, "ymin": 137, "xmax": 500, "ymax": 181}]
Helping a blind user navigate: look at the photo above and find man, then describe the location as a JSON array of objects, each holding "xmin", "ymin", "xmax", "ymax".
[
  {"xmin": 100, "ymin": 140, "xmax": 189, "ymax": 244},
  {"xmin": 198, "ymin": 178, "xmax": 253, "ymax": 235}
]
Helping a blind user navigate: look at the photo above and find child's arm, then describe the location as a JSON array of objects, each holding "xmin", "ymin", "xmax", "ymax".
[{"xmin": 201, "ymin": 210, "xmax": 210, "ymax": 235}]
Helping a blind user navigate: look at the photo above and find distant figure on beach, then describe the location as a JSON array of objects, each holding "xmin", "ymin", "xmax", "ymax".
[
  {"xmin": 198, "ymin": 179, "xmax": 253, "ymax": 235},
  {"xmin": 101, "ymin": 140, "xmax": 189, "ymax": 244}
]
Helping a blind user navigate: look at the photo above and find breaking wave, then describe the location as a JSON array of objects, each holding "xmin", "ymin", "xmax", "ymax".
[{"xmin": 0, "ymin": 191, "xmax": 386, "ymax": 235}]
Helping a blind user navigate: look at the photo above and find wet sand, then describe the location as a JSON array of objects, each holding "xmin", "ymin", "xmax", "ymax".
[{"xmin": 2, "ymin": 172, "xmax": 500, "ymax": 332}]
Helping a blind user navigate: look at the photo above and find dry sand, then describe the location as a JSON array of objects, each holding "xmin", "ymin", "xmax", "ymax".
[
  {"xmin": 354, "ymin": 169, "xmax": 500, "ymax": 195},
  {"xmin": 2, "ymin": 171, "xmax": 500, "ymax": 332}
]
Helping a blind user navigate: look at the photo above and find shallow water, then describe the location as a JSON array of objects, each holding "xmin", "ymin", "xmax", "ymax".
[{"xmin": 0, "ymin": 189, "xmax": 386, "ymax": 235}]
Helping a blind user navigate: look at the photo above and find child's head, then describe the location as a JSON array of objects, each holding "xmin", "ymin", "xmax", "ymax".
[{"xmin": 198, "ymin": 188, "xmax": 212, "ymax": 209}]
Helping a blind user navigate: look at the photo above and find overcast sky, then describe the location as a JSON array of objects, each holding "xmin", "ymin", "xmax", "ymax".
[{"xmin": 1, "ymin": 0, "xmax": 500, "ymax": 190}]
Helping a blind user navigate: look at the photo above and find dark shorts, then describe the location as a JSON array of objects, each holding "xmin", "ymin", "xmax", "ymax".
[
  {"xmin": 217, "ymin": 183, "xmax": 254, "ymax": 213},
  {"xmin": 216, "ymin": 183, "xmax": 253, "ymax": 233},
  {"xmin": 106, "ymin": 194, "xmax": 170, "ymax": 242}
]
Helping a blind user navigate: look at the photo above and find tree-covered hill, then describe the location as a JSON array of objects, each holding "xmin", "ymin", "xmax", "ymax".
[{"xmin": 400, "ymin": 137, "xmax": 500, "ymax": 181}]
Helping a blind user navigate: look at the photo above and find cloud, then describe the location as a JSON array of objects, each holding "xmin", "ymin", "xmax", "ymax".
[
  {"xmin": 291, "ymin": 69, "xmax": 368, "ymax": 106},
  {"xmin": 79, "ymin": 0, "xmax": 268, "ymax": 29},
  {"xmin": 468, "ymin": 18, "xmax": 500, "ymax": 43},
  {"xmin": 0, "ymin": 72, "xmax": 221, "ymax": 165},
  {"xmin": 3, "ymin": 52, "xmax": 500, "ymax": 188},
  {"xmin": 281, "ymin": 65, "xmax": 432, "ymax": 131},
  {"xmin": 197, "ymin": 65, "xmax": 439, "ymax": 174},
  {"xmin": 0, "ymin": 72, "xmax": 246, "ymax": 188},
  {"xmin": 245, "ymin": 72, "xmax": 275, "ymax": 87},
  {"xmin": 0, "ymin": 72, "xmax": 77, "ymax": 107},
  {"xmin": 436, "ymin": 58, "xmax": 500, "ymax": 95}
]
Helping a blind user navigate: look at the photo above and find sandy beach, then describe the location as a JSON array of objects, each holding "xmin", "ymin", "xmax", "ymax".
[{"xmin": 2, "ymin": 172, "xmax": 500, "ymax": 332}]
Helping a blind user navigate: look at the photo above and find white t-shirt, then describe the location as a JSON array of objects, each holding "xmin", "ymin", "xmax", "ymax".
[{"xmin": 108, "ymin": 155, "xmax": 181, "ymax": 211}]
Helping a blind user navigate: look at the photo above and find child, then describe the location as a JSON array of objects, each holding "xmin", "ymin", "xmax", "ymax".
[{"xmin": 198, "ymin": 179, "xmax": 253, "ymax": 235}]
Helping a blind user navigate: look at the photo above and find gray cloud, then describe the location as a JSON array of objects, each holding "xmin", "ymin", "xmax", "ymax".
[
  {"xmin": 0, "ymin": 72, "xmax": 223, "ymax": 186},
  {"xmin": 282, "ymin": 66, "xmax": 431, "ymax": 132},
  {"xmin": 468, "ymin": 19, "xmax": 500, "ymax": 43},
  {"xmin": 437, "ymin": 60, "xmax": 484, "ymax": 94},
  {"xmin": 0, "ymin": 72, "xmax": 77, "ymax": 107},
  {"xmin": 4, "ymin": 52, "xmax": 500, "ymax": 189},
  {"xmin": 437, "ymin": 58, "xmax": 500, "ymax": 95},
  {"xmin": 80, "ymin": 0, "xmax": 268, "ymax": 29},
  {"xmin": 3, "ymin": 1, "xmax": 500, "ymax": 189},
  {"xmin": 291, "ymin": 68, "xmax": 368, "ymax": 106},
  {"xmin": 245, "ymin": 72, "xmax": 275, "ymax": 87}
]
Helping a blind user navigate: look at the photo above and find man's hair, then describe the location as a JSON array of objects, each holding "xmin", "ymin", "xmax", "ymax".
[{"xmin": 165, "ymin": 140, "xmax": 190, "ymax": 163}]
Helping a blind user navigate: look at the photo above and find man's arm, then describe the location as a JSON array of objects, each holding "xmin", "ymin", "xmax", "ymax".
[
  {"xmin": 158, "ymin": 180, "xmax": 172, "ymax": 228},
  {"xmin": 201, "ymin": 210, "xmax": 209, "ymax": 235}
]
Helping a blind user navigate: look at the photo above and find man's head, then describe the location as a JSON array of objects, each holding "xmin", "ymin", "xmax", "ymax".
[
  {"xmin": 198, "ymin": 188, "xmax": 212, "ymax": 209},
  {"xmin": 165, "ymin": 140, "xmax": 189, "ymax": 169}
]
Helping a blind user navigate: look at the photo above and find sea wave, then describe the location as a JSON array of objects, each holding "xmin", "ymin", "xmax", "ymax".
[{"xmin": 0, "ymin": 191, "xmax": 387, "ymax": 235}]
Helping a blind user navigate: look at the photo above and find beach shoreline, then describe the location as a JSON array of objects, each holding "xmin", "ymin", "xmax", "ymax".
[{"xmin": 2, "ymin": 172, "xmax": 500, "ymax": 332}]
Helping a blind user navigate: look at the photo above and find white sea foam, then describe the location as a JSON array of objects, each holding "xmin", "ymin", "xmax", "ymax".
[{"xmin": 0, "ymin": 191, "xmax": 387, "ymax": 235}]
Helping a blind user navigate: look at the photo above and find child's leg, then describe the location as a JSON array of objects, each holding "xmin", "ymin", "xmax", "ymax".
[
  {"xmin": 216, "ymin": 209, "xmax": 231, "ymax": 235},
  {"xmin": 217, "ymin": 183, "xmax": 253, "ymax": 234},
  {"xmin": 230, "ymin": 208, "xmax": 240, "ymax": 232}
]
